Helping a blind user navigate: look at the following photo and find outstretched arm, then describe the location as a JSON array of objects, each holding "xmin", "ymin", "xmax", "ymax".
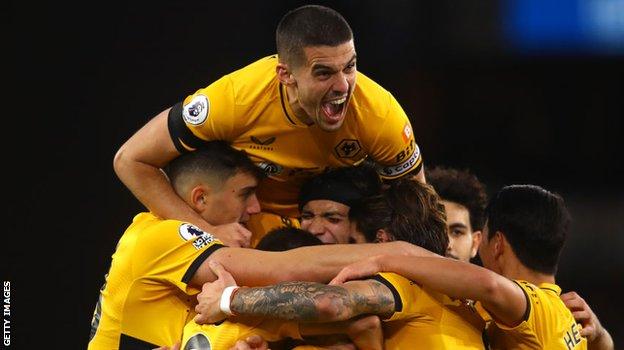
[
  {"xmin": 193, "ymin": 261, "xmax": 395, "ymax": 324},
  {"xmin": 191, "ymin": 241, "xmax": 434, "ymax": 288},
  {"xmin": 229, "ymin": 280, "xmax": 394, "ymax": 322},
  {"xmin": 332, "ymin": 255, "xmax": 527, "ymax": 328}
]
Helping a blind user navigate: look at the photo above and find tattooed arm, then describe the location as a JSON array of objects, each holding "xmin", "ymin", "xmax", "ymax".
[{"xmin": 229, "ymin": 279, "xmax": 395, "ymax": 322}]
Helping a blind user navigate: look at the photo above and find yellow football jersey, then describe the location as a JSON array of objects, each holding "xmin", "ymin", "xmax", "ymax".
[
  {"xmin": 374, "ymin": 272, "xmax": 486, "ymax": 349},
  {"xmin": 169, "ymin": 55, "xmax": 422, "ymax": 219},
  {"xmin": 246, "ymin": 211, "xmax": 301, "ymax": 248},
  {"xmin": 88, "ymin": 212, "xmax": 225, "ymax": 349},
  {"xmin": 181, "ymin": 318, "xmax": 302, "ymax": 350},
  {"xmin": 486, "ymin": 280, "xmax": 587, "ymax": 350}
]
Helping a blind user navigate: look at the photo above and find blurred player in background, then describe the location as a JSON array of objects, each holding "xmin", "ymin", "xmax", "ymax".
[{"xmin": 426, "ymin": 166, "xmax": 487, "ymax": 263}]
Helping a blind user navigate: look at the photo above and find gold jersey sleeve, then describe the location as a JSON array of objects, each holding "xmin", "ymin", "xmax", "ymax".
[
  {"xmin": 349, "ymin": 76, "xmax": 422, "ymax": 179},
  {"xmin": 168, "ymin": 55, "xmax": 422, "ymax": 219},
  {"xmin": 181, "ymin": 318, "xmax": 302, "ymax": 350},
  {"xmin": 88, "ymin": 212, "xmax": 225, "ymax": 350},
  {"xmin": 374, "ymin": 272, "xmax": 486, "ymax": 350},
  {"xmin": 487, "ymin": 281, "xmax": 587, "ymax": 350}
]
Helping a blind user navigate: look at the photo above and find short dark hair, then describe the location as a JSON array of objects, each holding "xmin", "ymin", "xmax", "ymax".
[
  {"xmin": 486, "ymin": 185, "xmax": 571, "ymax": 275},
  {"xmin": 427, "ymin": 166, "xmax": 488, "ymax": 231},
  {"xmin": 350, "ymin": 179, "xmax": 449, "ymax": 255},
  {"xmin": 256, "ymin": 227, "xmax": 323, "ymax": 252},
  {"xmin": 298, "ymin": 161, "xmax": 382, "ymax": 211},
  {"xmin": 165, "ymin": 141, "xmax": 263, "ymax": 195},
  {"xmin": 276, "ymin": 5, "xmax": 353, "ymax": 67}
]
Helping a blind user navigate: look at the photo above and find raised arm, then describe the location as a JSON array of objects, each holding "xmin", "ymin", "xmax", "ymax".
[
  {"xmin": 114, "ymin": 110, "xmax": 199, "ymax": 224},
  {"xmin": 333, "ymin": 254, "xmax": 527, "ymax": 328},
  {"xmin": 113, "ymin": 110, "xmax": 251, "ymax": 247}
]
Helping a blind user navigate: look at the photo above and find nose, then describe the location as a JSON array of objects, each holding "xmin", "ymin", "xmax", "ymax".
[
  {"xmin": 246, "ymin": 194, "xmax": 261, "ymax": 215},
  {"xmin": 306, "ymin": 217, "xmax": 326, "ymax": 236},
  {"xmin": 446, "ymin": 235, "xmax": 454, "ymax": 252},
  {"xmin": 332, "ymin": 73, "xmax": 349, "ymax": 94}
]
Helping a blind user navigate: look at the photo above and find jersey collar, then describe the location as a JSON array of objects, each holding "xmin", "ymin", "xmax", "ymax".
[{"xmin": 279, "ymin": 83, "xmax": 312, "ymax": 128}]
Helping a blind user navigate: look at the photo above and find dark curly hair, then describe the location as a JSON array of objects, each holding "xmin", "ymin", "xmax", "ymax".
[
  {"xmin": 426, "ymin": 166, "xmax": 487, "ymax": 231},
  {"xmin": 350, "ymin": 178, "xmax": 448, "ymax": 255}
]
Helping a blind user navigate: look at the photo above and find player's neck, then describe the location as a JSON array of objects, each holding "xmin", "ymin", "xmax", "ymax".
[
  {"xmin": 502, "ymin": 261, "xmax": 556, "ymax": 286},
  {"xmin": 285, "ymin": 84, "xmax": 314, "ymax": 125}
]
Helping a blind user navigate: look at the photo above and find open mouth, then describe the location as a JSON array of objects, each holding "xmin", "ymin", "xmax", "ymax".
[{"xmin": 321, "ymin": 96, "xmax": 347, "ymax": 123}]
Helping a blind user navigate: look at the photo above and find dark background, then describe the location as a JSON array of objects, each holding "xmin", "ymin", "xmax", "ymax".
[{"xmin": 6, "ymin": 0, "xmax": 623, "ymax": 348}]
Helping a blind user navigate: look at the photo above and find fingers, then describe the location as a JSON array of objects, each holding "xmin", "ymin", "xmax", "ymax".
[
  {"xmin": 238, "ymin": 226, "xmax": 252, "ymax": 248},
  {"xmin": 213, "ymin": 223, "xmax": 253, "ymax": 247},
  {"xmin": 231, "ymin": 340, "xmax": 251, "ymax": 350},
  {"xmin": 193, "ymin": 312, "xmax": 208, "ymax": 324},
  {"xmin": 571, "ymin": 310, "xmax": 591, "ymax": 324},
  {"xmin": 245, "ymin": 335, "xmax": 265, "ymax": 347},
  {"xmin": 329, "ymin": 269, "xmax": 348, "ymax": 285},
  {"xmin": 560, "ymin": 291, "xmax": 579, "ymax": 302},
  {"xmin": 561, "ymin": 292, "xmax": 587, "ymax": 311},
  {"xmin": 208, "ymin": 260, "xmax": 237, "ymax": 286},
  {"xmin": 330, "ymin": 266, "xmax": 364, "ymax": 285},
  {"xmin": 579, "ymin": 324, "xmax": 596, "ymax": 338},
  {"xmin": 230, "ymin": 336, "xmax": 268, "ymax": 350}
]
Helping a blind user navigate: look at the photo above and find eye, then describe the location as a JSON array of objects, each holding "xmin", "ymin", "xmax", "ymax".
[
  {"xmin": 344, "ymin": 62, "xmax": 356, "ymax": 72},
  {"xmin": 300, "ymin": 213, "xmax": 313, "ymax": 221},
  {"xmin": 451, "ymin": 229, "xmax": 466, "ymax": 236},
  {"xmin": 315, "ymin": 71, "xmax": 332, "ymax": 80},
  {"xmin": 240, "ymin": 188, "xmax": 255, "ymax": 199},
  {"xmin": 327, "ymin": 217, "xmax": 343, "ymax": 224}
]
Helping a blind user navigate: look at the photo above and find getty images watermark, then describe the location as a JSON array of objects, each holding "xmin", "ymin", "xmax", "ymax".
[{"xmin": 3, "ymin": 281, "xmax": 10, "ymax": 346}]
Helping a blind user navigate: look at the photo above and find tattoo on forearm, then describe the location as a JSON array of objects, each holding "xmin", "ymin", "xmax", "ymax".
[{"xmin": 230, "ymin": 280, "xmax": 395, "ymax": 322}]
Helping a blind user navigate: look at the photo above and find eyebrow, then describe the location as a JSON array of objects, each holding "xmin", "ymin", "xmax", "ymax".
[
  {"xmin": 449, "ymin": 223, "xmax": 468, "ymax": 229},
  {"xmin": 321, "ymin": 212, "xmax": 347, "ymax": 218},
  {"xmin": 301, "ymin": 210, "xmax": 347, "ymax": 218},
  {"xmin": 240, "ymin": 186, "xmax": 257, "ymax": 194},
  {"xmin": 311, "ymin": 54, "xmax": 357, "ymax": 72}
]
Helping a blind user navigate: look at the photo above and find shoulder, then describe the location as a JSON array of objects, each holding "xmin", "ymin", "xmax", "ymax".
[
  {"xmin": 350, "ymin": 71, "xmax": 394, "ymax": 119},
  {"xmin": 225, "ymin": 55, "xmax": 280, "ymax": 103}
]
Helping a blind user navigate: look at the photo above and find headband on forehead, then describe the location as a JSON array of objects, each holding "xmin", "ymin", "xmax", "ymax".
[{"xmin": 298, "ymin": 178, "xmax": 365, "ymax": 210}]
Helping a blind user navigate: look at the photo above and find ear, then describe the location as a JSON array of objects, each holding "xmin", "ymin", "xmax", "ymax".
[
  {"xmin": 491, "ymin": 231, "xmax": 505, "ymax": 259},
  {"xmin": 276, "ymin": 63, "xmax": 296, "ymax": 86},
  {"xmin": 189, "ymin": 185, "xmax": 210, "ymax": 212},
  {"xmin": 470, "ymin": 230, "xmax": 483, "ymax": 258},
  {"xmin": 375, "ymin": 229, "xmax": 393, "ymax": 243}
]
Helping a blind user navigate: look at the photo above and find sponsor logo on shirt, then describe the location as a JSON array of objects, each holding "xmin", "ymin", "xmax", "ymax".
[
  {"xmin": 377, "ymin": 144, "xmax": 421, "ymax": 177},
  {"xmin": 179, "ymin": 223, "xmax": 215, "ymax": 250},
  {"xmin": 402, "ymin": 122, "xmax": 412, "ymax": 144},
  {"xmin": 335, "ymin": 139, "xmax": 362, "ymax": 158},
  {"xmin": 251, "ymin": 136, "xmax": 276, "ymax": 145},
  {"xmin": 182, "ymin": 95, "xmax": 209, "ymax": 125},
  {"xmin": 248, "ymin": 136, "xmax": 276, "ymax": 151}
]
